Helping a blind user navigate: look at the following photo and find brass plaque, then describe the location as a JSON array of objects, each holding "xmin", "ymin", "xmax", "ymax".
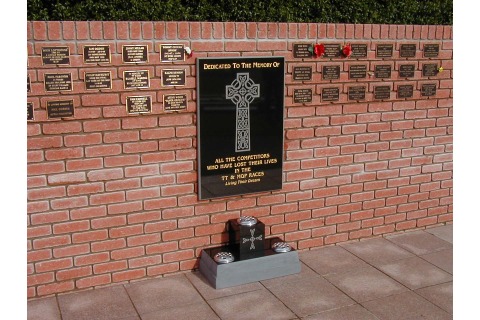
[
  {"xmin": 44, "ymin": 73, "xmax": 72, "ymax": 92},
  {"xmin": 85, "ymin": 71, "xmax": 112, "ymax": 90},
  {"xmin": 293, "ymin": 66, "xmax": 312, "ymax": 81},
  {"xmin": 83, "ymin": 45, "xmax": 111, "ymax": 64},
  {"xmin": 400, "ymin": 44, "xmax": 416, "ymax": 58},
  {"xmin": 351, "ymin": 44, "xmax": 368, "ymax": 58},
  {"xmin": 124, "ymin": 70, "xmax": 150, "ymax": 89},
  {"xmin": 374, "ymin": 65, "xmax": 392, "ymax": 79},
  {"xmin": 376, "ymin": 44, "xmax": 393, "ymax": 58},
  {"xmin": 348, "ymin": 86, "xmax": 366, "ymax": 101},
  {"xmin": 293, "ymin": 88, "xmax": 312, "ymax": 103},
  {"xmin": 162, "ymin": 69, "xmax": 186, "ymax": 86},
  {"xmin": 47, "ymin": 100, "xmax": 74, "ymax": 119},
  {"xmin": 126, "ymin": 96, "xmax": 152, "ymax": 114},
  {"xmin": 27, "ymin": 102, "xmax": 34, "ymax": 121},
  {"xmin": 322, "ymin": 87, "xmax": 340, "ymax": 102},
  {"xmin": 27, "ymin": 75, "xmax": 31, "ymax": 93},
  {"xmin": 293, "ymin": 43, "xmax": 313, "ymax": 58},
  {"xmin": 374, "ymin": 85, "xmax": 391, "ymax": 100},
  {"xmin": 424, "ymin": 44, "xmax": 440, "ymax": 57},
  {"xmin": 398, "ymin": 85, "xmax": 414, "ymax": 98},
  {"xmin": 122, "ymin": 45, "xmax": 148, "ymax": 63},
  {"xmin": 349, "ymin": 64, "xmax": 367, "ymax": 79},
  {"xmin": 41, "ymin": 46, "xmax": 70, "ymax": 65},
  {"xmin": 422, "ymin": 63, "xmax": 438, "ymax": 77},
  {"xmin": 323, "ymin": 44, "xmax": 341, "ymax": 58},
  {"xmin": 399, "ymin": 64, "xmax": 415, "ymax": 78},
  {"xmin": 164, "ymin": 93, "xmax": 187, "ymax": 111},
  {"xmin": 421, "ymin": 84, "xmax": 436, "ymax": 96},
  {"xmin": 322, "ymin": 65, "xmax": 340, "ymax": 80},
  {"xmin": 160, "ymin": 44, "xmax": 185, "ymax": 62}
]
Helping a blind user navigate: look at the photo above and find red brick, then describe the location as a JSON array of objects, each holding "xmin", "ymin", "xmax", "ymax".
[
  {"xmin": 37, "ymin": 281, "xmax": 75, "ymax": 297},
  {"xmin": 72, "ymin": 230, "xmax": 108, "ymax": 244},
  {"xmin": 91, "ymin": 238, "xmax": 126, "ymax": 253},
  {"xmin": 111, "ymin": 247, "xmax": 144, "ymax": 260},
  {"xmin": 110, "ymin": 225, "xmax": 143, "ymax": 238},
  {"xmin": 53, "ymin": 221, "xmax": 90, "ymax": 234},
  {"xmin": 56, "ymin": 266, "xmax": 92, "ymax": 281},
  {"xmin": 35, "ymin": 257, "xmax": 73, "ymax": 273},
  {"xmin": 76, "ymin": 274, "xmax": 111, "ymax": 289}
]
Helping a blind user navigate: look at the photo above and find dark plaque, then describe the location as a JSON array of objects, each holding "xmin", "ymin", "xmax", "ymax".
[
  {"xmin": 124, "ymin": 70, "xmax": 150, "ymax": 89},
  {"xmin": 424, "ymin": 44, "xmax": 440, "ymax": 58},
  {"xmin": 47, "ymin": 100, "xmax": 74, "ymax": 119},
  {"xmin": 41, "ymin": 46, "xmax": 70, "ymax": 65},
  {"xmin": 228, "ymin": 219, "xmax": 265, "ymax": 260},
  {"xmin": 83, "ymin": 45, "xmax": 111, "ymax": 64},
  {"xmin": 374, "ymin": 85, "xmax": 391, "ymax": 100},
  {"xmin": 27, "ymin": 75, "xmax": 31, "ymax": 93},
  {"xmin": 399, "ymin": 64, "xmax": 415, "ymax": 78},
  {"xmin": 322, "ymin": 87, "xmax": 340, "ymax": 102},
  {"xmin": 293, "ymin": 66, "xmax": 312, "ymax": 81},
  {"xmin": 400, "ymin": 44, "xmax": 417, "ymax": 58},
  {"xmin": 27, "ymin": 102, "xmax": 34, "ymax": 121},
  {"xmin": 376, "ymin": 44, "xmax": 393, "ymax": 58},
  {"xmin": 422, "ymin": 63, "xmax": 438, "ymax": 77},
  {"xmin": 197, "ymin": 56, "xmax": 284, "ymax": 200},
  {"xmin": 351, "ymin": 44, "xmax": 368, "ymax": 58},
  {"xmin": 293, "ymin": 44, "xmax": 313, "ymax": 58},
  {"xmin": 293, "ymin": 88, "xmax": 312, "ymax": 103},
  {"xmin": 122, "ymin": 45, "xmax": 148, "ymax": 63},
  {"xmin": 85, "ymin": 71, "xmax": 112, "ymax": 90},
  {"xmin": 126, "ymin": 95, "xmax": 152, "ymax": 114},
  {"xmin": 348, "ymin": 86, "xmax": 366, "ymax": 101},
  {"xmin": 323, "ymin": 44, "xmax": 341, "ymax": 58},
  {"xmin": 421, "ymin": 84, "xmax": 437, "ymax": 97},
  {"xmin": 44, "ymin": 73, "xmax": 72, "ymax": 92},
  {"xmin": 374, "ymin": 65, "xmax": 392, "ymax": 79},
  {"xmin": 349, "ymin": 64, "xmax": 367, "ymax": 79},
  {"xmin": 322, "ymin": 65, "xmax": 340, "ymax": 80},
  {"xmin": 160, "ymin": 44, "xmax": 185, "ymax": 62},
  {"xmin": 164, "ymin": 94, "xmax": 187, "ymax": 111},
  {"xmin": 398, "ymin": 85, "xmax": 414, "ymax": 98},
  {"xmin": 162, "ymin": 69, "xmax": 186, "ymax": 86}
]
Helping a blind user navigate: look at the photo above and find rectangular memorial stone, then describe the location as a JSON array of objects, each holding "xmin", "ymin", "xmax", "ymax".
[
  {"xmin": 399, "ymin": 64, "xmax": 416, "ymax": 78},
  {"xmin": 322, "ymin": 65, "xmax": 340, "ymax": 80},
  {"xmin": 85, "ymin": 71, "xmax": 112, "ymax": 90},
  {"xmin": 47, "ymin": 100, "xmax": 74, "ymax": 119},
  {"xmin": 293, "ymin": 44, "xmax": 313, "ymax": 58},
  {"xmin": 424, "ymin": 44, "xmax": 440, "ymax": 58},
  {"xmin": 376, "ymin": 44, "xmax": 393, "ymax": 58},
  {"xmin": 160, "ymin": 44, "xmax": 185, "ymax": 62},
  {"xmin": 349, "ymin": 64, "xmax": 367, "ymax": 79},
  {"xmin": 197, "ymin": 57, "xmax": 284, "ymax": 200},
  {"xmin": 83, "ymin": 45, "xmax": 111, "ymax": 64},
  {"xmin": 374, "ymin": 85, "xmax": 391, "ymax": 100},
  {"xmin": 400, "ymin": 44, "xmax": 417, "ymax": 58},
  {"xmin": 421, "ymin": 83, "xmax": 437, "ymax": 96},
  {"xmin": 374, "ymin": 65, "xmax": 392, "ymax": 79},
  {"xmin": 398, "ymin": 85, "xmax": 414, "ymax": 98},
  {"xmin": 322, "ymin": 87, "xmax": 340, "ymax": 102},
  {"xmin": 293, "ymin": 66, "xmax": 312, "ymax": 81},
  {"xmin": 126, "ymin": 95, "xmax": 152, "ymax": 114},
  {"xmin": 44, "ymin": 73, "xmax": 72, "ymax": 92},
  {"xmin": 348, "ymin": 86, "xmax": 366, "ymax": 101},
  {"xmin": 293, "ymin": 88, "xmax": 312, "ymax": 103}
]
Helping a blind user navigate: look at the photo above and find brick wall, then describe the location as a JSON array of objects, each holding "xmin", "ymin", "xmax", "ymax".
[{"xmin": 27, "ymin": 21, "xmax": 453, "ymax": 298}]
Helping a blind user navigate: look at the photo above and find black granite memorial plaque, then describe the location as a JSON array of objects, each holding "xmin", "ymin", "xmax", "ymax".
[
  {"xmin": 422, "ymin": 63, "xmax": 438, "ymax": 77},
  {"xmin": 163, "ymin": 93, "xmax": 187, "ymax": 111},
  {"xmin": 83, "ymin": 45, "xmax": 111, "ymax": 64},
  {"xmin": 124, "ymin": 70, "xmax": 150, "ymax": 89},
  {"xmin": 376, "ymin": 44, "xmax": 393, "ymax": 58},
  {"xmin": 349, "ymin": 64, "xmax": 367, "ymax": 79},
  {"xmin": 41, "ymin": 46, "xmax": 70, "ymax": 65},
  {"xmin": 322, "ymin": 87, "xmax": 340, "ymax": 102},
  {"xmin": 421, "ymin": 84, "xmax": 437, "ymax": 96},
  {"xmin": 351, "ymin": 44, "xmax": 368, "ymax": 58},
  {"xmin": 162, "ymin": 69, "xmax": 186, "ymax": 86},
  {"xmin": 374, "ymin": 65, "xmax": 392, "ymax": 79},
  {"xmin": 322, "ymin": 65, "xmax": 340, "ymax": 80},
  {"xmin": 47, "ymin": 100, "xmax": 74, "ymax": 119},
  {"xmin": 293, "ymin": 44, "xmax": 313, "ymax": 58},
  {"xmin": 293, "ymin": 88, "xmax": 312, "ymax": 103},
  {"xmin": 27, "ymin": 102, "xmax": 34, "ymax": 121},
  {"xmin": 160, "ymin": 44, "xmax": 185, "ymax": 62},
  {"xmin": 293, "ymin": 66, "xmax": 312, "ymax": 81},
  {"xmin": 122, "ymin": 45, "xmax": 148, "ymax": 63},
  {"xmin": 424, "ymin": 44, "xmax": 440, "ymax": 58},
  {"xmin": 400, "ymin": 44, "xmax": 417, "ymax": 58},
  {"xmin": 126, "ymin": 96, "xmax": 152, "ymax": 114},
  {"xmin": 85, "ymin": 71, "xmax": 112, "ymax": 90},
  {"xmin": 323, "ymin": 44, "xmax": 341, "ymax": 58},
  {"xmin": 44, "ymin": 73, "xmax": 72, "ymax": 92},
  {"xmin": 374, "ymin": 85, "xmax": 391, "ymax": 100},
  {"xmin": 348, "ymin": 86, "xmax": 366, "ymax": 101},
  {"xmin": 398, "ymin": 85, "xmax": 414, "ymax": 98},
  {"xmin": 197, "ymin": 57, "xmax": 284, "ymax": 200},
  {"xmin": 399, "ymin": 64, "xmax": 415, "ymax": 78}
]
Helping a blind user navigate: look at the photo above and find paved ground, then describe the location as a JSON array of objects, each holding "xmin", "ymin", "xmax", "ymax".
[{"xmin": 28, "ymin": 224, "xmax": 452, "ymax": 320}]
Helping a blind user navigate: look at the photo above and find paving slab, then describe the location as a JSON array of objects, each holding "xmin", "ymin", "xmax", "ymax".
[
  {"xmin": 340, "ymin": 238, "xmax": 415, "ymax": 266},
  {"xmin": 386, "ymin": 230, "xmax": 452, "ymax": 255},
  {"xmin": 140, "ymin": 301, "xmax": 220, "ymax": 320},
  {"xmin": 425, "ymin": 224, "xmax": 453, "ymax": 243},
  {"xmin": 28, "ymin": 297, "xmax": 61, "ymax": 320},
  {"xmin": 420, "ymin": 248, "xmax": 453, "ymax": 274},
  {"xmin": 302, "ymin": 304, "xmax": 380, "ymax": 320},
  {"xmin": 299, "ymin": 246, "xmax": 368, "ymax": 276},
  {"xmin": 57, "ymin": 285, "xmax": 139, "ymax": 320},
  {"xmin": 415, "ymin": 282, "xmax": 453, "ymax": 314}
]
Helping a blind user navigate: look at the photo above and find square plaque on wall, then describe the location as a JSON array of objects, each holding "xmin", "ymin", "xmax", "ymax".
[{"xmin": 197, "ymin": 57, "xmax": 284, "ymax": 200}]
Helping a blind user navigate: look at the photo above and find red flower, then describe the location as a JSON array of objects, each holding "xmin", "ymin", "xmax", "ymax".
[
  {"xmin": 185, "ymin": 47, "xmax": 194, "ymax": 58},
  {"xmin": 342, "ymin": 44, "xmax": 352, "ymax": 57},
  {"xmin": 314, "ymin": 44, "xmax": 325, "ymax": 58}
]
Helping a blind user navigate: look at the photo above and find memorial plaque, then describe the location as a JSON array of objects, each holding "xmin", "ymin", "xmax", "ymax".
[
  {"xmin": 422, "ymin": 63, "xmax": 438, "ymax": 77},
  {"xmin": 160, "ymin": 44, "xmax": 185, "ymax": 62},
  {"xmin": 47, "ymin": 100, "xmax": 74, "ymax": 119},
  {"xmin": 293, "ymin": 44, "xmax": 313, "ymax": 58},
  {"xmin": 351, "ymin": 44, "xmax": 368, "ymax": 58},
  {"xmin": 83, "ymin": 45, "xmax": 111, "ymax": 64},
  {"xmin": 197, "ymin": 56, "xmax": 284, "ymax": 200},
  {"xmin": 164, "ymin": 93, "xmax": 187, "ymax": 111},
  {"xmin": 322, "ymin": 87, "xmax": 340, "ymax": 102},
  {"xmin": 349, "ymin": 64, "xmax": 367, "ymax": 79},
  {"xmin": 41, "ymin": 46, "xmax": 70, "ymax": 65},
  {"xmin": 124, "ymin": 70, "xmax": 150, "ymax": 89},
  {"xmin": 27, "ymin": 75, "xmax": 31, "ymax": 93},
  {"xmin": 293, "ymin": 66, "xmax": 312, "ymax": 81},
  {"xmin": 126, "ymin": 95, "xmax": 152, "ymax": 114},
  {"xmin": 374, "ymin": 65, "xmax": 392, "ymax": 79},
  {"xmin": 399, "ymin": 64, "xmax": 415, "ymax": 78},
  {"xmin": 400, "ymin": 44, "xmax": 417, "ymax": 58},
  {"xmin": 293, "ymin": 88, "xmax": 312, "ymax": 103},
  {"xmin": 421, "ymin": 83, "xmax": 437, "ymax": 96},
  {"xmin": 162, "ymin": 69, "xmax": 186, "ymax": 86},
  {"xmin": 323, "ymin": 44, "xmax": 341, "ymax": 58},
  {"xmin": 348, "ymin": 86, "xmax": 366, "ymax": 101},
  {"xmin": 44, "ymin": 73, "xmax": 72, "ymax": 92},
  {"xmin": 374, "ymin": 85, "xmax": 391, "ymax": 100},
  {"xmin": 122, "ymin": 45, "xmax": 148, "ymax": 63},
  {"xmin": 85, "ymin": 71, "xmax": 112, "ymax": 90},
  {"xmin": 398, "ymin": 85, "xmax": 414, "ymax": 98},
  {"xmin": 424, "ymin": 44, "xmax": 440, "ymax": 57},
  {"xmin": 27, "ymin": 102, "xmax": 34, "ymax": 121},
  {"xmin": 322, "ymin": 65, "xmax": 340, "ymax": 80},
  {"xmin": 376, "ymin": 44, "xmax": 393, "ymax": 58}
]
